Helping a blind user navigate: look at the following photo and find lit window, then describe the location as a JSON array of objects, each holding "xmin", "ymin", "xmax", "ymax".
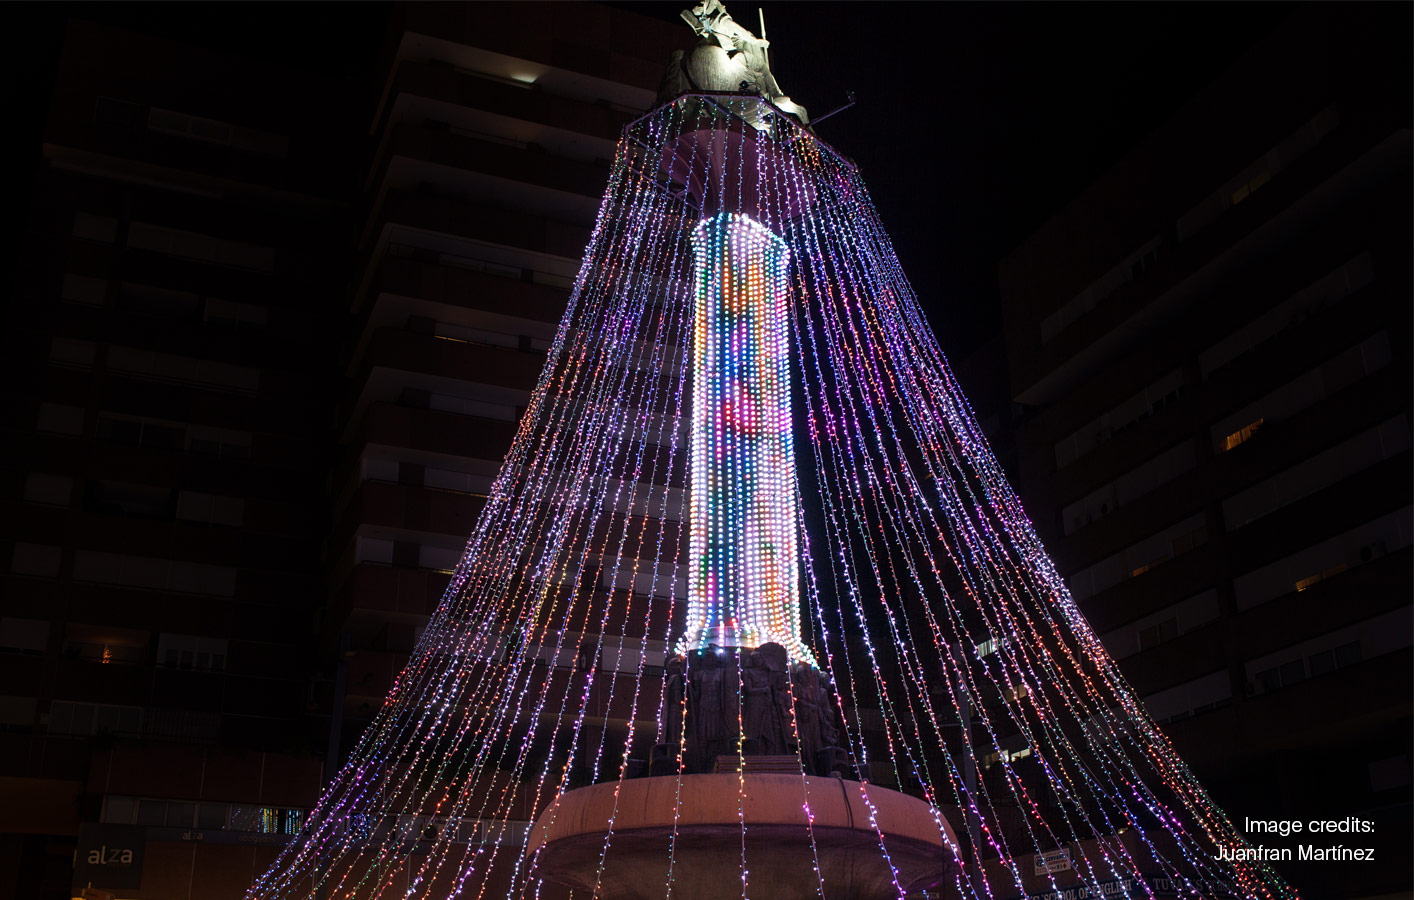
[
  {"xmin": 1222, "ymin": 418, "xmax": 1263, "ymax": 452},
  {"xmin": 1231, "ymin": 169, "xmax": 1271, "ymax": 206},
  {"xmin": 1295, "ymin": 563, "xmax": 1348, "ymax": 592}
]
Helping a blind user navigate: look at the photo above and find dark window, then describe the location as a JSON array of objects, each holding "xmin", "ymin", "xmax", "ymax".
[
  {"xmin": 1335, "ymin": 641, "xmax": 1362, "ymax": 668},
  {"xmin": 197, "ymin": 803, "xmax": 227, "ymax": 829},
  {"xmin": 1256, "ymin": 668, "xmax": 1281, "ymax": 693},
  {"xmin": 1308, "ymin": 649, "xmax": 1336, "ymax": 676},
  {"xmin": 143, "ymin": 425, "xmax": 184, "ymax": 451},
  {"xmin": 136, "ymin": 799, "xmax": 166, "ymax": 826}
]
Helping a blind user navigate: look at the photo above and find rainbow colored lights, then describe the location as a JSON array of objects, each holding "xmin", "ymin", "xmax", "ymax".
[{"xmin": 679, "ymin": 212, "xmax": 814, "ymax": 664}]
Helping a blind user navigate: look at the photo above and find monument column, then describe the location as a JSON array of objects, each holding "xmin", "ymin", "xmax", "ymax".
[{"xmin": 679, "ymin": 212, "xmax": 813, "ymax": 665}]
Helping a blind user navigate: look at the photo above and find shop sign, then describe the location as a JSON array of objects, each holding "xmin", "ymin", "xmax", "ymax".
[
  {"xmin": 72, "ymin": 824, "xmax": 145, "ymax": 891},
  {"xmin": 1034, "ymin": 848, "xmax": 1072, "ymax": 875}
]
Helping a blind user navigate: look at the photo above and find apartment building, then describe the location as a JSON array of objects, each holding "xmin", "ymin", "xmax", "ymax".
[
  {"xmin": 317, "ymin": 0, "xmax": 684, "ymax": 864},
  {"xmin": 0, "ymin": 20, "xmax": 360, "ymax": 900},
  {"xmin": 997, "ymin": 6, "xmax": 1410, "ymax": 896}
]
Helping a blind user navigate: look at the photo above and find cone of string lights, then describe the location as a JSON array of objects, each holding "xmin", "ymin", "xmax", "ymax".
[{"xmin": 247, "ymin": 9, "xmax": 1300, "ymax": 900}]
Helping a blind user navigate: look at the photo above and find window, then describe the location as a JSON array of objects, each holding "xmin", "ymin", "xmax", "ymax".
[
  {"xmin": 1176, "ymin": 105, "xmax": 1339, "ymax": 242},
  {"xmin": 60, "ymin": 273, "xmax": 108, "ymax": 306},
  {"xmin": 1307, "ymin": 648, "xmax": 1336, "ymax": 677},
  {"xmin": 1054, "ymin": 370, "xmax": 1184, "ymax": 469},
  {"xmin": 23, "ymin": 473, "xmax": 73, "ymax": 506},
  {"xmin": 1334, "ymin": 640, "xmax": 1363, "ymax": 668},
  {"xmin": 106, "ymin": 345, "xmax": 260, "ymax": 393},
  {"xmin": 1067, "ymin": 512, "xmax": 1207, "ymax": 601},
  {"xmin": 1222, "ymin": 419, "xmax": 1263, "ymax": 452},
  {"xmin": 146, "ymin": 107, "xmax": 289, "ymax": 157},
  {"xmin": 422, "ymin": 466, "xmax": 495, "ymax": 496},
  {"xmin": 1230, "ymin": 168, "xmax": 1271, "ymax": 205},
  {"xmin": 228, "ymin": 806, "xmax": 304, "ymax": 835},
  {"xmin": 1040, "ymin": 236, "xmax": 1162, "ymax": 344},
  {"xmin": 1200, "ymin": 252, "xmax": 1375, "ymax": 377},
  {"xmin": 104, "ymin": 795, "xmax": 225, "ymax": 828},
  {"xmin": 433, "ymin": 321, "xmax": 520, "ymax": 350},
  {"xmin": 71, "ymin": 550, "xmax": 237, "ymax": 598},
  {"xmin": 1138, "ymin": 618, "xmax": 1179, "ymax": 651},
  {"xmin": 1142, "ymin": 670, "xmax": 1232, "ymax": 724},
  {"xmin": 93, "ymin": 96, "xmax": 146, "ymax": 129},
  {"xmin": 49, "ymin": 338, "xmax": 96, "ymax": 369},
  {"xmin": 47, "ymin": 700, "xmax": 143, "ymax": 736},
  {"xmin": 0, "ymin": 697, "xmax": 37, "ymax": 730},
  {"xmin": 10, "ymin": 543, "xmax": 62, "ymax": 578},
  {"xmin": 127, "ymin": 222, "xmax": 275, "ymax": 272},
  {"xmin": 63, "ymin": 624, "xmax": 148, "ymax": 665},
  {"xmin": 1295, "ymin": 564, "xmax": 1348, "ymax": 592},
  {"xmin": 187, "ymin": 425, "xmax": 253, "ymax": 459},
  {"xmin": 204, "ymin": 297, "xmax": 269, "ymax": 329},
  {"xmin": 1101, "ymin": 589, "xmax": 1219, "ymax": 661},
  {"xmin": 1223, "ymin": 416, "xmax": 1410, "ymax": 529},
  {"xmin": 0, "ymin": 618, "xmax": 50, "ymax": 655},
  {"xmin": 176, "ymin": 491, "xmax": 245, "ymax": 526},
  {"xmin": 36, "ymin": 403, "xmax": 84, "ymax": 436},
  {"xmin": 1247, "ymin": 608, "xmax": 1409, "ymax": 697},
  {"xmin": 1062, "ymin": 441, "xmax": 1197, "ymax": 535},
  {"xmin": 118, "ymin": 282, "xmax": 201, "ymax": 320},
  {"xmin": 1235, "ymin": 506, "xmax": 1411, "ymax": 610},
  {"xmin": 1210, "ymin": 331, "xmax": 1392, "ymax": 454},
  {"xmin": 428, "ymin": 392, "xmax": 517, "ymax": 422},
  {"xmin": 96, "ymin": 414, "xmax": 186, "ymax": 450},
  {"xmin": 85, "ymin": 480, "xmax": 175, "ymax": 520},
  {"xmin": 156, "ymin": 634, "xmax": 228, "ymax": 672},
  {"xmin": 71, "ymin": 212, "xmax": 117, "ymax": 243}
]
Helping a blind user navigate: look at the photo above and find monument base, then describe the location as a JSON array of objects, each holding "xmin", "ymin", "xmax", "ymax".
[{"xmin": 527, "ymin": 773, "xmax": 957, "ymax": 900}]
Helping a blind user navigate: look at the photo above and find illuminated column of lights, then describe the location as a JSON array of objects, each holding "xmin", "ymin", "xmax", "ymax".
[{"xmin": 678, "ymin": 211, "xmax": 814, "ymax": 665}]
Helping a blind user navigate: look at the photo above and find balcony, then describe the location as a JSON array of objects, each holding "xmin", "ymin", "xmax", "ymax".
[
  {"xmin": 378, "ymin": 122, "xmax": 606, "ymax": 217},
  {"xmin": 335, "ymin": 562, "xmax": 451, "ymax": 623},
  {"xmin": 373, "ymin": 255, "xmax": 569, "ymax": 324},
  {"xmin": 333, "ymin": 479, "xmax": 487, "ymax": 547},
  {"xmin": 374, "ymin": 187, "xmax": 590, "ymax": 261},
  {"xmin": 359, "ymin": 326, "xmax": 546, "ymax": 394},
  {"xmin": 389, "ymin": 59, "xmax": 629, "ymax": 144}
]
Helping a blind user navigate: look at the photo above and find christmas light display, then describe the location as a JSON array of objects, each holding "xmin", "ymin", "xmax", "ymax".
[
  {"xmin": 680, "ymin": 212, "xmax": 813, "ymax": 664},
  {"xmin": 247, "ymin": 96, "xmax": 1298, "ymax": 900}
]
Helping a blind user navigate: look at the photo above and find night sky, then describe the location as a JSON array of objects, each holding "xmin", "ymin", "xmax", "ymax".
[
  {"xmin": 3, "ymin": 1, "xmax": 1301, "ymax": 361},
  {"xmin": 618, "ymin": 2, "xmax": 1299, "ymax": 359}
]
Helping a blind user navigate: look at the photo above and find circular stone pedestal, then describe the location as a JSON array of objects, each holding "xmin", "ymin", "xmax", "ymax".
[{"xmin": 527, "ymin": 773, "xmax": 956, "ymax": 900}]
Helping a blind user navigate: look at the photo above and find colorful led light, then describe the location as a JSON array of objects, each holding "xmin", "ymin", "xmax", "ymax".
[{"xmin": 678, "ymin": 211, "xmax": 814, "ymax": 665}]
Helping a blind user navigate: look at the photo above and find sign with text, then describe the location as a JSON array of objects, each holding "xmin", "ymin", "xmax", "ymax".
[
  {"xmin": 1033, "ymin": 848, "xmax": 1072, "ymax": 875},
  {"xmin": 72, "ymin": 824, "xmax": 146, "ymax": 891},
  {"xmin": 1011, "ymin": 873, "xmax": 1178, "ymax": 900}
]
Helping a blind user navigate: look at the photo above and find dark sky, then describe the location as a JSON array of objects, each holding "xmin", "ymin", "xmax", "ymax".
[
  {"xmin": 618, "ymin": 2, "xmax": 1300, "ymax": 359},
  {"xmin": 3, "ymin": 1, "xmax": 1298, "ymax": 361}
]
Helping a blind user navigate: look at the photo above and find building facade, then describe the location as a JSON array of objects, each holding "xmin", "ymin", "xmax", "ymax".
[
  {"xmin": 0, "ymin": 19, "xmax": 361, "ymax": 900},
  {"xmin": 997, "ymin": 7, "xmax": 1410, "ymax": 897},
  {"xmin": 317, "ymin": 0, "xmax": 685, "ymax": 869},
  {"xmin": 1, "ymin": 6, "xmax": 681, "ymax": 899}
]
